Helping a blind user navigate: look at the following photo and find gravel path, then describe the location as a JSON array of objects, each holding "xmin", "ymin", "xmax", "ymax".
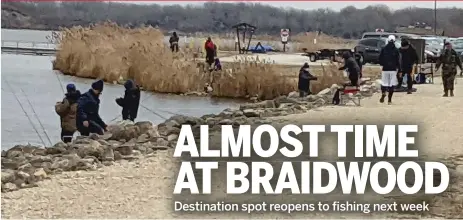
[{"xmin": 2, "ymin": 77, "xmax": 463, "ymax": 219}]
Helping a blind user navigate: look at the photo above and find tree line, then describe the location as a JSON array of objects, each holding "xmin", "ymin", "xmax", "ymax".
[{"xmin": 2, "ymin": 1, "xmax": 463, "ymax": 38}]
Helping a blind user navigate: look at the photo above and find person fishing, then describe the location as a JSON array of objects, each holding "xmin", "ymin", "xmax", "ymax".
[
  {"xmin": 55, "ymin": 83, "xmax": 81, "ymax": 143},
  {"xmin": 76, "ymin": 79, "xmax": 107, "ymax": 136},
  {"xmin": 205, "ymin": 37, "xmax": 216, "ymax": 71},
  {"xmin": 115, "ymin": 79, "xmax": 141, "ymax": 122},
  {"xmin": 298, "ymin": 62, "xmax": 317, "ymax": 97},
  {"xmin": 169, "ymin": 32, "xmax": 179, "ymax": 53},
  {"xmin": 338, "ymin": 51, "xmax": 361, "ymax": 87}
]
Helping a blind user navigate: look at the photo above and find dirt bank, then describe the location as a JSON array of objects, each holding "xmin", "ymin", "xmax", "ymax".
[
  {"xmin": 52, "ymin": 22, "xmax": 347, "ymax": 100},
  {"xmin": 2, "ymin": 77, "xmax": 463, "ymax": 218}
]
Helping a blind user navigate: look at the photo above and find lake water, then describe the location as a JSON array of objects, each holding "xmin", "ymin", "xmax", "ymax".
[{"xmin": 1, "ymin": 29, "xmax": 240, "ymax": 149}]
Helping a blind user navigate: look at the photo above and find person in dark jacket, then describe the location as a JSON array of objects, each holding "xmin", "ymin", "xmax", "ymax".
[
  {"xmin": 115, "ymin": 80, "xmax": 141, "ymax": 121},
  {"xmin": 55, "ymin": 83, "xmax": 81, "ymax": 143},
  {"xmin": 298, "ymin": 62, "xmax": 317, "ymax": 97},
  {"xmin": 378, "ymin": 35, "xmax": 401, "ymax": 105},
  {"xmin": 338, "ymin": 51, "xmax": 361, "ymax": 87},
  {"xmin": 205, "ymin": 37, "xmax": 216, "ymax": 69},
  {"xmin": 76, "ymin": 80, "xmax": 107, "ymax": 136},
  {"xmin": 398, "ymin": 39, "xmax": 419, "ymax": 94},
  {"xmin": 353, "ymin": 51, "xmax": 363, "ymax": 78},
  {"xmin": 169, "ymin": 32, "xmax": 179, "ymax": 53}
]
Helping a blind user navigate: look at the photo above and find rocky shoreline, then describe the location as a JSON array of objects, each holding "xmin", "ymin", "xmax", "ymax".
[{"xmin": 1, "ymin": 80, "xmax": 380, "ymax": 192}]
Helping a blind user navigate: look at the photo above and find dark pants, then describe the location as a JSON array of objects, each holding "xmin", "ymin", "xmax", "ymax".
[
  {"xmin": 349, "ymin": 74, "xmax": 359, "ymax": 87},
  {"xmin": 122, "ymin": 108, "xmax": 135, "ymax": 121},
  {"xmin": 397, "ymin": 70, "xmax": 413, "ymax": 90},
  {"xmin": 78, "ymin": 120, "xmax": 104, "ymax": 136},
  {"xmin": 442, "ymin": 73, "xmax": 456, "ymax": 91},
  {"xmin": 61, "ymin": 129, "xmax": 75, "ymax": 143},
  {"xmin": 171, "ymin": 43, "xmax": 178, "ymax": 52}
]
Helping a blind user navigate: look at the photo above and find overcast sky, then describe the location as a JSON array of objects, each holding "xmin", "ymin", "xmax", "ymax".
[{"xmin": 127, "ymin": 1, "xmax": 462, "ymax": 11}]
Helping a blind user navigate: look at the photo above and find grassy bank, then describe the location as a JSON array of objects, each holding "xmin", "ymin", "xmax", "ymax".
[{"xmin": 53, "ymin": 22, "xmax": 356, "ymax": 100}]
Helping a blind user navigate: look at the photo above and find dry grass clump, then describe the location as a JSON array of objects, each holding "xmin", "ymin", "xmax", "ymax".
[{"xmin": 53, "ymin": 22, "xmax": 348, "ymax": 100}]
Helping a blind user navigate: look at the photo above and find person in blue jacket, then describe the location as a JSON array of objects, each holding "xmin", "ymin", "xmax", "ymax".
[
  {"xmin": 115, "ymin": 79, "xmax": 141, "ymax": 122},
  {"xmin": 76, "ymin": 79, "xmax": 107, "ymax": 136}
]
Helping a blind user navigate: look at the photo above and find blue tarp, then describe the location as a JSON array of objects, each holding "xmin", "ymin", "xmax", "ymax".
[{"xmin": 248, "ymin": 45, "xmax": 274, "ymax": 53}]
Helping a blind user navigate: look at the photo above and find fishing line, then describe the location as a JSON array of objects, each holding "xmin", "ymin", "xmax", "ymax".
[
  {"xmin": 4, "ymin": 79, "xmax": 47, "ymax": 147},
  {"xmin": 54, "ymin": 70, "xmax": 66, "ymax": 94},
  {"xmin": 19, "ymin": 88, "xmax": 54, "ymax": 146}
]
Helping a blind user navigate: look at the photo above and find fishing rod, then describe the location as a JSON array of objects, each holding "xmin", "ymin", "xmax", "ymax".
[
  {"xmin": 19, "ymin": 88, "xmax": 54, "ymax": 146},
  {"xmin": 3, "ymin": 79, "xmax": 47, "ymax": 147},
  {"xmin": 54, "ymin": 70, "xmax": 66, "ymax": 94}
]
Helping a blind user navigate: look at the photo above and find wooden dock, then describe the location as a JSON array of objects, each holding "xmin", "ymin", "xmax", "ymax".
[{"xmin": 1, "ymin": 40, "xmax": 58, "ymax": 56}]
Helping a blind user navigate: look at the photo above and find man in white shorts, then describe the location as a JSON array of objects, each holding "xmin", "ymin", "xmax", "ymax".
[{"xmin": 378, "ymin": 35, "xmax": 401, "ymax": 104}]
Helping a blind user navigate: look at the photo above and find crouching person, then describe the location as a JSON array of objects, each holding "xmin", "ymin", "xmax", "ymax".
[
  {"xmin": 77, "ymin": 80, "xmax": 107, "ymax": 136},
  {"xmin": 298, "ymin": 62, "xmax": 318, "ymax": 97},
  {"xmin": 55, "ymin": 83, "xmax": 81, "ymax": 143},
  {"xmin": 115, "ymin": 80, "xmax": 141, "ymax": 122}
]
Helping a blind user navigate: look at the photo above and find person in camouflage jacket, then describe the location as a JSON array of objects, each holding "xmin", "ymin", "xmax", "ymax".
[{"xmin": 436, "ymin": 42, "xmax": 463, "ymax": 97}]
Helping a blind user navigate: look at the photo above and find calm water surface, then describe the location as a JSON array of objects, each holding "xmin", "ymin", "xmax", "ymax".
[{"xmin": 1, "ymin": 29, "xmax": 241, "ymax": 149}]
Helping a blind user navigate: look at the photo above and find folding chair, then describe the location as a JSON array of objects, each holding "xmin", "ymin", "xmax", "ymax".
[{"xmin": 338, "ymin": 84, "xmax": 361, "ymax": 106}]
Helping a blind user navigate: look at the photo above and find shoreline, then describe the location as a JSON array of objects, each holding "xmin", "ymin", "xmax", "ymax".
[
  {"xmin": 1, "ymin": 78, "xmax": 378, "ymax": 192},
  {"xmin": 3, "ymin": 76, "xmax": 463, "ymax": 218}
]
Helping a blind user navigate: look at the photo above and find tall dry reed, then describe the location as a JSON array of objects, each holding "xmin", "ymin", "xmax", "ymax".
[{"xmin": 53, "ymin": 22, "xmax": 346, "ymax": 100}]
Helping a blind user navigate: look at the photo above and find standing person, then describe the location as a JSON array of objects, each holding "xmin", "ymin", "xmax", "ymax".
[
  {"xmin": 77, "ymin": 80, "xmax": 107, "ymax": 136},
  {"xmin": 378, "ymin": 35, "xmax": 401, "ymax": 105},
  {"xmin": 398, "ymin": 39, "xmax": 419, "ymax": 94},
  {"xmin": 436, "ymin": 42, "xmax": 463, "ymax": 97},
  {"xmin": 298, "ymin": 63, "xmax": 317, "ymax": 97},
  {"xmin": 115, "ymin": 79, "xmax": 141, "ymax": 121},
  {"xmin": 55, "ymin": 83, "xmax": 81, "ymax": 143},
  {"xmin": 169, "ymin": 32, "xmax": 179, "ymax": 53},
  {"xmin": 338, "ymin": 51, "xmax": 361, "ymax": 87},
  {"xmin": 205, "ymin": 37, "xmax": 216, "ymax": 70}
]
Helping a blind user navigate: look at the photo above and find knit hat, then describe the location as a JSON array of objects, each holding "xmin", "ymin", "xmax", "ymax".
[
  {"xmin": 91, "ymin": 80, "xmax": 104, "ymax": 91},
  {"xmin": 66, "ymin": 83, "xmax": 76, "ymax": 93}
]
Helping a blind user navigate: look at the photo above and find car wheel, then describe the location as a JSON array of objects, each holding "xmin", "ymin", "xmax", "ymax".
[{"xmin": 309, "ymin": 54, "xmax": 317, "ymax": 62}]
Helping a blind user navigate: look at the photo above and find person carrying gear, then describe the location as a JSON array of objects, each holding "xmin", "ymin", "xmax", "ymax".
[
  {"xmin": 77, "ymin": 80, "xmax": 107, "ymax": 136},
  {"xmin": 55, "ymin": 83, "xmax": 81, "ymax": 143},
  {"xmin": 169, "ymin": 32, "xmax": 179, "ymax": 53},
  {"xmin": 436, "ymin": 42, "xmax": 463, "ymax": 97},
  {"xmin": 298, "ymin": 62, "xmax": 318, "ymax": 97},
  {"xmin": 378, "ymin": 35, "xmax": 401, "ymax": 105},
  {"xmin": 338, "ymin": 51, "xmax": 361, "ymax": 87},
  {"xmin": 205, "ymin": 37, "xmax": 216, "ymax": 70},
  {"xmin": 398, "ymin": 39, "xmax": 419, "ymax": 94},
  {"xmin": 115, "ymin": 79, "xmax": 141, "ymax": 122}
]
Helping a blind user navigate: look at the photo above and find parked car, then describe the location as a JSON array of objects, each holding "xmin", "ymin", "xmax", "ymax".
[
  {"xmin": 354, "ymin": 38, "xmax": 401, "ymax": 64},
  {"xmin": 361, "ymin": 32, "xmax": 420, "ymax": 40},
  {"xmin": 453, "ymin": 42, "xmax": 463, "ymax": 62}
]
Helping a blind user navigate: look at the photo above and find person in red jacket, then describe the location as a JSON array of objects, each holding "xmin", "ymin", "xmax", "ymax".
[{"xmin": 205, "ymin": 37, "xmax": 216, "ymax": 69}]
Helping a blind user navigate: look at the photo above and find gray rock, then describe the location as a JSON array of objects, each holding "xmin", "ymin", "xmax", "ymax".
[
  {"xmin": 219, "ymin": 119, "xmax": 233, "ymax": 125},
  {"xmin": 167, "ymin": 134, "xmax": 179, "ymax": 142},
  {"xmin": 156, "ymin": 138, "xmax": 169, "ymax": 146},
  {"xmin": 137, "ymin": 134, "xmax": 150, "ymax": 143},
  {"xmin": 102, "ymin": 147, "xmax": 115, "ymax": 161},
  {"xmin": 114, "ymin": 142, "xmax": 134, "ymax": 156},
  {"xmin": 2, "ymin": 182, "xmax": 18, "ymax": 192},
  {"xmin": 76, "ymin": 140, "xmax": 105, "ymax": 158},
  {"xmin": 135, "ymin": 121, "xmax": 154, "ymax": 134},
  {"xmin": 243, "ymin": 109, "xmax": 260, "ymax": 117},
  {"xmin": 1, "ymin": 170, "xmax": 16, "ymax": 183}
]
